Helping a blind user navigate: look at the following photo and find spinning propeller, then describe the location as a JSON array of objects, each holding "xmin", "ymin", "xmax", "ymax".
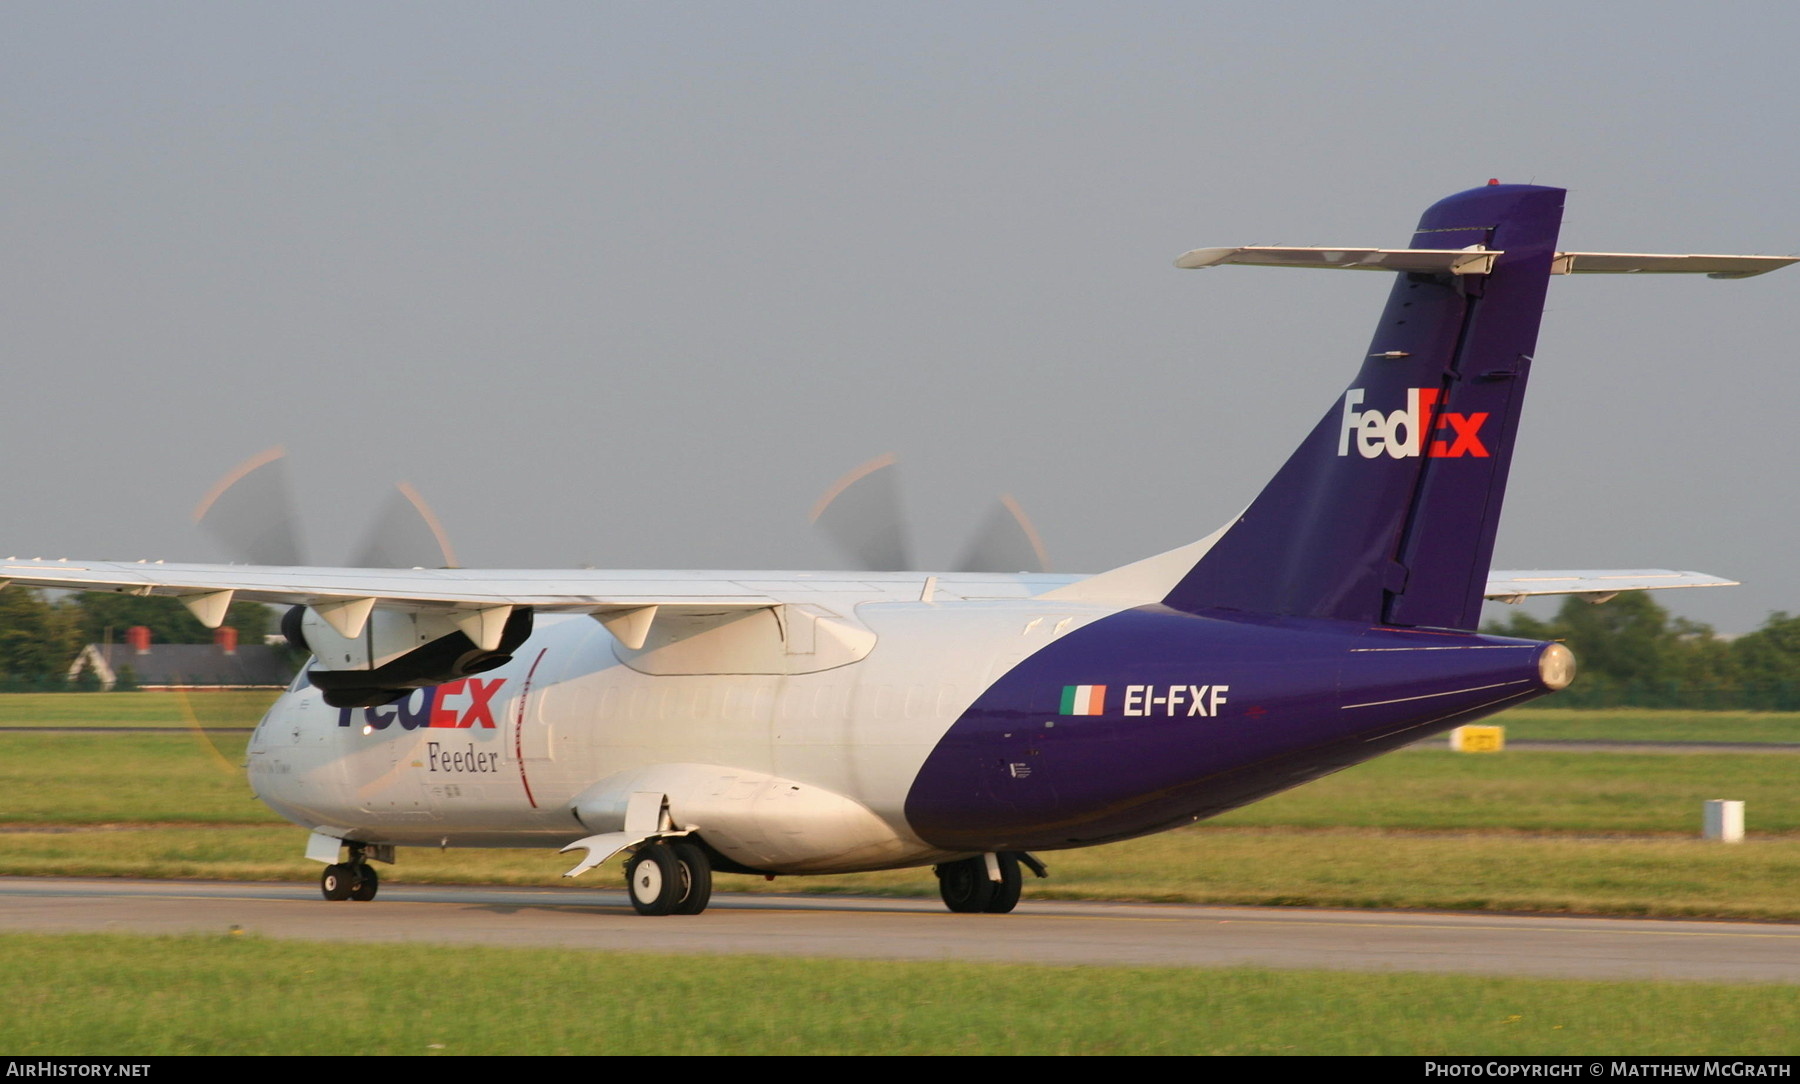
[
  {"xmin": 809, "ymin": 453, "xmax": 1051, "ymax": 574},
  {"xmin": 194, "ymin": 446, "xmax": 459, "ymax": 569},
  {"xmin": 195, "ymin": 446, "xmax": 1045, "ymax": 575}
]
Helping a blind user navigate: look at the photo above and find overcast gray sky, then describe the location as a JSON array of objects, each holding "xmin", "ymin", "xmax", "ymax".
[{"xmin": 6, "ymin": 2, "xmax": 1796, "ymax": 634}]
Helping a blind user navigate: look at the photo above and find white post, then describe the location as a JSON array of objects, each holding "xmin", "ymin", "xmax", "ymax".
[{"xmin": 1703, "ymin": 799, "xmax": 1744, "ymax": 843}]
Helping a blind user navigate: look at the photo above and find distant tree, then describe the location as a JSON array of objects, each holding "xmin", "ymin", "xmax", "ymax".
[
  {"xmin": 1726, "ymin": 612, "xmax": 1800, "ymax": 710},
  {"xmin": 75, "ymin": 593, "xmax": 274, "ymax": 647},
  {"xmin": 1549, "ymin": 591, "xmax": 1681, "ymax": 686},
  {"xmin": 0, "ymin": 587, "xmax": 82, "ymax": 688},
  {"xmin": 1485, "ymin": 592, "xmax": 1734, "ymax": 708},
  {"xmin": 1732, "ymin": 611, "xmax": 1800, "ymax": 671},
  {"xmin": 1482, "ymin": 607, "xmax": 1556, "ymax": 644}
]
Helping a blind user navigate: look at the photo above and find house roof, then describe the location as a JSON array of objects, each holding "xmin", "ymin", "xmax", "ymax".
[{"xmin": 72, "ymin": 643, "xmax": 295, "ymax": 688}]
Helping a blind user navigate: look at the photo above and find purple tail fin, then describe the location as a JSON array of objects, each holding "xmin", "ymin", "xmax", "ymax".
[{"xmin": 1164, "ymin": 184, "xmax": 1565, "ymax": 630}]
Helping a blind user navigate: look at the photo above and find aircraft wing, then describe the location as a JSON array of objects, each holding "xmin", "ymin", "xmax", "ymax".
[
  {"xmin": 0, "ymin": 558, "xmax": 777, "ymax": 650},
  {"xmin": 1483, "ymin": 569, "xmax": 1737, "ymax": 605},
  {"xmin": 1, "ymin": 557, "xmax": 1738, "ymax": 640},
  {"xmin": 0, "ymin": 558, "xmax": 775, "ymax": 609}
]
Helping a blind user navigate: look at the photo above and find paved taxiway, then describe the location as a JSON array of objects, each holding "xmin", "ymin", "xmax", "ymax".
[{"xmin": 2, "ymin": 877, "xmax": 1795, "ymax": 983}]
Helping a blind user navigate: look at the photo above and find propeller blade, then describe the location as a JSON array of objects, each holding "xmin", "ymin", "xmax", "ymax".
[
  {"xmin": 348, "ymin": 482, "xmax": 461, "ymax": 569},
  {"xmin": 193, "ymin": 446, "xmax": 307, "ymax": 566},
  {"xmin": 954, "ymin": 494, "xmax": 1052, "ymax": 574},
  {"xmin": 809, "ymin": 453, "xmax": 913, "ymax": 572}
]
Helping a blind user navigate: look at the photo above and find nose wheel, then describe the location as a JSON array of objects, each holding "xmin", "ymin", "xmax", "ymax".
[
  {"xmin": 320, "ymin": 842, "xmax": 381, "ymax": 902},
  {"xmin": 320, "ymin": 862, "xmax": 379, "ymax": 901}
]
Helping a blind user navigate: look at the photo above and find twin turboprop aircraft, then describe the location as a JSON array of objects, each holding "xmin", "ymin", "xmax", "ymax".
[{"xmin": 7, "ymin": 183, "xmax": 1787, "ymax": 916}]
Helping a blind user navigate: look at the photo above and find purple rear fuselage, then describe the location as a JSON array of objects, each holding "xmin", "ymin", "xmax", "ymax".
[{"xmin": 904, "ymin": 605, "xmax": 1557, "ymax": 852}]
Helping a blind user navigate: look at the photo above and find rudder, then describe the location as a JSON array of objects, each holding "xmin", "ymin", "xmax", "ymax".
[{"xmin": 1163, "ymin": 184, "xmax": 1565, "ymax": 630}]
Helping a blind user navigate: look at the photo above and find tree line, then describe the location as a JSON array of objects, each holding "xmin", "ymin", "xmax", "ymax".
[
  {"xmin": 1485, "ymin": 593, "xmax": 1800, "ymax": 709},
  {"xmin": 0, "ymin": 588, "xmax": 276, "ymax": 691},
  {"xmin": 3, "ymin": 585, "xmax": 1800, "ymax": 707}
]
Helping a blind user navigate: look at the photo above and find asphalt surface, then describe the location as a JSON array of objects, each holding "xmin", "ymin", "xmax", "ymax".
[{"xmin": 2, "ymin": 877, "xmax": 1796, "ymax": 984}]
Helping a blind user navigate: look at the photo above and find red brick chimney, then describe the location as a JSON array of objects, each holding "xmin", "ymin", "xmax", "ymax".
[
  {"xmin": 214, "ymin": 626, "xmax": 238, "ymax": 655},
  {"xmin": 127, "ymin": 626, "xmax": 151, "ymax": 655}
]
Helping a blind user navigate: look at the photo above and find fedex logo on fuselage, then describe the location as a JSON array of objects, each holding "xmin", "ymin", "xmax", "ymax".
[
  {"xmin": 335, "ymin": 678, "xmax": 505, "ymax": 730},
  {"xmin": 1336, "ymin": 388, "xmax": 1488, "ymax": 459}
]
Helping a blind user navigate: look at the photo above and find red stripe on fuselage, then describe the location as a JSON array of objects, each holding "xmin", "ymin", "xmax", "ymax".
[{"xmin": 513, "ymin": 648, "xmax": 548, "ymax": 808}]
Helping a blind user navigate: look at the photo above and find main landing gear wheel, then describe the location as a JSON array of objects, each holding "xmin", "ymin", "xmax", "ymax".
[
  {"xmin": 321, "ymin": 863, "xmax": 353, "ymax": 901},
  {"xmin": 626, "ymin": 841, "xmax": 714, "ymax": 916},
  {"xmin": 349, "ymin": 862, "xmax": 379, "ymax": 901},
  {"xmin": 935, "ymin": 856, "xmax": 994, "ymax": 913},
  {"xmin": 626, "ymin": 844, "xmax": 682, "ymax": 916},
  {"xmin": 667, "ymin": 841, "xmax": 713, "ymax": 916},
  {"xmin": 935, "ymin": 853, "xmax": 1022, "ymax": 914}
]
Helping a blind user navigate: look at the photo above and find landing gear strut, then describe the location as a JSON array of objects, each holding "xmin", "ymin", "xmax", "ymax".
[
  {"xmin": 320, "ymin": 843, "xmax": 380, "ymax": 902},
  {"xmin": 625, "ymin": 839, "xmax": 713, "ymax": 916},
  {"xmin": 935, "ymin": 852, "xmax": 1032, "ymax": 913}
]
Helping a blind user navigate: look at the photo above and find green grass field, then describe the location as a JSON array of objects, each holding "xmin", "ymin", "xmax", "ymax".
[
  {"xmin": 4, "ymin": 933, "xmax": 1794, "ymax": 1055},
  {"xmin": 0, "ymin": 690, "xmax": 279, "ymax": 728},
  {"xmin": 2, "ymin": 722, "xmax": 1796, "ymax": 919},
  {"xmin": 5, "ymin": 731, "xmax": 1793, "ymax": 834},
  {"xmin": 1213, "ymin": 749, "xmax": 1800, "ymax": 833},
  {"xmin": 1491, "ymin": 707, "xmax": 1800, "ymax": 744},
  {"xmin": 0, "ymin": 733, "xmax": 275, "ymax": 823}
]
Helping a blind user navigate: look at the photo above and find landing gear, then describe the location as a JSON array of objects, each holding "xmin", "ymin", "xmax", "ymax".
[
  {"xmin": 319, "ymin": 843, "xmax": 381, "ymax": 902},
  {"xmin": 625, "ymin": 839, "xmax": 713, "ymax": 916},
  {"xmin": 935, "ymin": 852, "xmax": 1024, "ymax": 914},
  {"xmin": 668, "ymin": 841, "xmax": 713, "ymax": 915},
  {"xmin": 349, "ymin": 863, "xmax": 379, "ymax": 901},
  {"xmin": 321, "ymin": 863, "xmax": 353, "ymax": 901},
  {"xmin": 626, "ymin": 844, "xmax": 679, "ymax": 915}
]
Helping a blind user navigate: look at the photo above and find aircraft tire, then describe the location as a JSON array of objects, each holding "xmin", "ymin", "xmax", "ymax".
[
  {"xmin": 668, "ymin": 841, "xmax": 713, "ymax": 916},
  {"xmin": 626, "ymin": 844, "xmax": 682, "ymax": 916},
  {"xmin": 935, "ymin": 856, "xmax": 997, "ymax": 913},
  {"xmin": 320, "ymin": 863, "xmax": 353, "ymax": 901},
  {"xmin": 982, "ymin": 852, "xmax": 1023, "ymax": 914},
  {"xmin": 349, "ymin": 863, "xmax": 379, "ymax": 902}
]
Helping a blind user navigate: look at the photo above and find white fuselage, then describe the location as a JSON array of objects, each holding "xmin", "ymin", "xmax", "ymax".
[{"xmin": 248, "ymin": 582, "xmax": 1116, "ymax": 875}]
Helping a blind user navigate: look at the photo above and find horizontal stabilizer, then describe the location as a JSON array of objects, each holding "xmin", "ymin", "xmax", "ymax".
[
  {"xmin": 1548, "ymin": 252, "xmax": 1797, "ymax": 278},
  {"xmin": 1174, "ymin": 246, "xmax": 1500, "ymax": 274},
  {"xmin": 1483, "ymin": 569, "xmax": 1737, "ymax": 605},
  {"xmin": 1176, "ymin": 246, "xmax": 1795, "ymax": 279}
]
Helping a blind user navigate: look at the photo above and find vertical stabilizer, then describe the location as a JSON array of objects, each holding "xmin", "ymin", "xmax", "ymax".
[{"xmin": 1163, "ymin": 184, "xmax": 1565, "ymax": 629}]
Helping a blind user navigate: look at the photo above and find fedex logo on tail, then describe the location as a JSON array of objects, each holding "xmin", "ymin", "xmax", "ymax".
[{"xmin": 1336, "ymin": 388, "xmax": 1489, "ymax": 459}]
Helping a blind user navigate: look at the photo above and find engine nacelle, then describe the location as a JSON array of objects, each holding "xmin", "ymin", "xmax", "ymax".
[{"xmin": 283, "ymin": 604, "xmax": 533, "ymax": 708}]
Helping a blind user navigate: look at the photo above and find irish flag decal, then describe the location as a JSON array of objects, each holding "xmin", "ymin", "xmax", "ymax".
[{"xmin": 1060, "ymin": 685, "xmax": 1107, "ymax": 716}]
